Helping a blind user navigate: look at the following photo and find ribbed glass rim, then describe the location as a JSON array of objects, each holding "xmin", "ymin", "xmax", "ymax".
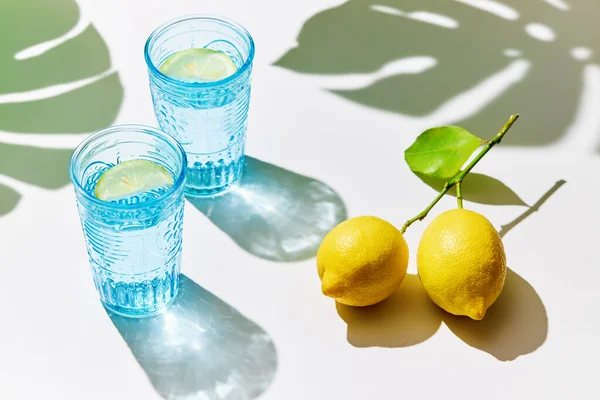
[
  {"xmin": 69, "ymin": 124, "xmax": 187, "ymax": 210},
  {"xmin": 144, "ymin": 14, "xmax": 255, "ymax": 89}
]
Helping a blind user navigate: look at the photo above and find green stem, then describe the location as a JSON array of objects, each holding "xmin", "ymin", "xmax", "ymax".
[
  {"xmin": 401, "ymin": 114, "xmax": 519, "ymax": 234},
  {"xmin": 400, "ymin": 187, "xmax": 449, "ymax": 234},
  {"xmin": 456, "ymin": 180, "xmax": 464, "ymax": 209},
  {"xmin": 449, "ymin": 114, "xmax": 519, "ymax": 185}
]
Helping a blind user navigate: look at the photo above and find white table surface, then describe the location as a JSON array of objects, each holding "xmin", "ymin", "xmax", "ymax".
[{"xmin": 1, "ymin": 0, "xmax": 599, "ymax": 399}]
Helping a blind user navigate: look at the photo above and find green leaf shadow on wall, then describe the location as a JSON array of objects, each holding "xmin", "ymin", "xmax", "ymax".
[
  {"xmin": 275, "ymin": 0, "xmax": 599, "ymax": 148},
  {"xmin": 0, "ymin": 0, "xmax": 124, "ymax": 217}
]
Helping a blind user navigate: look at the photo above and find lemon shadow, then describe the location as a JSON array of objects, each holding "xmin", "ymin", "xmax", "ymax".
[
  {"xmin": 187, "ymin": 156, "xmax": 347, "ymax": 262},
  {"xmin": 336, "ymin": 274, "xmax": 443, "ymax": 348},
  {"xmin": 443, "ymin": 268, "xmax": 548, "ymax": 361},
  {"xmin": 108, "ymin": 275, "xmax": 278, "ymax": 400}
]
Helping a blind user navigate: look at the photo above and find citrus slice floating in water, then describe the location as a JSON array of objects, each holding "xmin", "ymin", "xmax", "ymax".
[
  {"xmin": 159, "ymin": 48, "xmax": 238, "ymax": 82},
  {"xmin": 94, "ymin": 159, "xmax": 174, "ymax": 201}
]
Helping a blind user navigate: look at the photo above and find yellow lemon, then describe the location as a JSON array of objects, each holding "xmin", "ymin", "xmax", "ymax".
[
  {"xmin": 317, "ymin": 216, "xmax": 409, "ymax": 307},
  {"xmin": 417, "ymin": 209, "xmax": 506, "ymax": 320}
]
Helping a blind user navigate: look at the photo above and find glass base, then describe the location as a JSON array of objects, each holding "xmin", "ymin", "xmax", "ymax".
[
  {"xmin": 95, "ymin": 264, "xmax": 181, "ymax": 318},
  {"xmin": 184, "ymin": 180, "xmax": 237, "ymax": 197},
  {"xmin": 183, "ymin": 156, "xmax": 244, "ymax": 197},
  {"xmin": 102, "ymin": 286, "xmax": 179, "ymax": 318}
]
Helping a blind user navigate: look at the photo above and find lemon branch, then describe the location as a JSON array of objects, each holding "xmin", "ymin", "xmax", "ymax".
[
  {"xmin": 456, "ymin": 181, "xmax": 464, "ymax": 209},
  {"xmin": 400, "ymin": 114, "xmax": 519, "ymax": 234}
]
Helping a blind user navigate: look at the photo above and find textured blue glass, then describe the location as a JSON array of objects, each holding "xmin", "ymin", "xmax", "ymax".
[
  {"xmin": 145, "ymin": 15, "xmax": 255, "ymax": 196},
  {"xmin": 69, "ymin": 125, "xmax": 187, "ymax": 317}
]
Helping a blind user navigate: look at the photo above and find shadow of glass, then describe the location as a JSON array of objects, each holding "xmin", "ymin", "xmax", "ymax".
[
  {"xmin": 187, "ymin": 157, "xmax": 347, "ymax": 262},
  {"xmin": 336, "ymin": 274, "xmax": 443, "ymax": 348},
  {"xmin": 275, "ymin": 0, "xmax": 597, "ymax": 147},
  {"xmin": 443, "ymin": 268, "xmax": 548, "ymax": 361},
  {"xmin": 417, "ymin": 172, "xmax": 528, "ymax": 206},
  {"xmin": 108, "ymin": 275, "xmax": 277, "ymax": 400}
]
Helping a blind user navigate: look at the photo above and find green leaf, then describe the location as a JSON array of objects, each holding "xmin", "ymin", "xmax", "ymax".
[
  {"xmin": 417, "ymin": 172, "xmax": 528, "ymax": 206},
  {"xmin": 405, "ymin": 126, "xmax": 482, "ymax": 179}
]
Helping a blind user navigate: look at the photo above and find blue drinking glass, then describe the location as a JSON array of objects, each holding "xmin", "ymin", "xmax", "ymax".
[
  {"xmin": 69, "ymin": 125, "xmax": 187, "ymax": 317},
  {"xmin": 145, "ymin": 15, "xmax": 255, "ymax": 197}
]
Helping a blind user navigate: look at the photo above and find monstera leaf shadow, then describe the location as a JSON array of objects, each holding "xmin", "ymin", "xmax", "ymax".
[
  {"xmin": 187, "ymin": 156, "xmax": 348, "ymax": 262},
  {"xmin": 0, "ymin": 183, "xmax": 20, "ymax": 216},
  {"xmin": 0, "ymin": 0, "xmax": 123, "ymax": 217},
  {"xmin": 275, "ymin": 0, "xmax": 599, "ymax": 147},
  {"xmin": 108, "ymin": 275, "xmax": 278, "ymax": 400}
]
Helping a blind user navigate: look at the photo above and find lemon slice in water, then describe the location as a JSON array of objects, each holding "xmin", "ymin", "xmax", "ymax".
[
  {"xmin": 159, "ymin": 48, "xmax": 238, "ymax": 82},
  {"xmin": 94, "ymin": 160, "xmax": 174, "ymax": 201}
]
